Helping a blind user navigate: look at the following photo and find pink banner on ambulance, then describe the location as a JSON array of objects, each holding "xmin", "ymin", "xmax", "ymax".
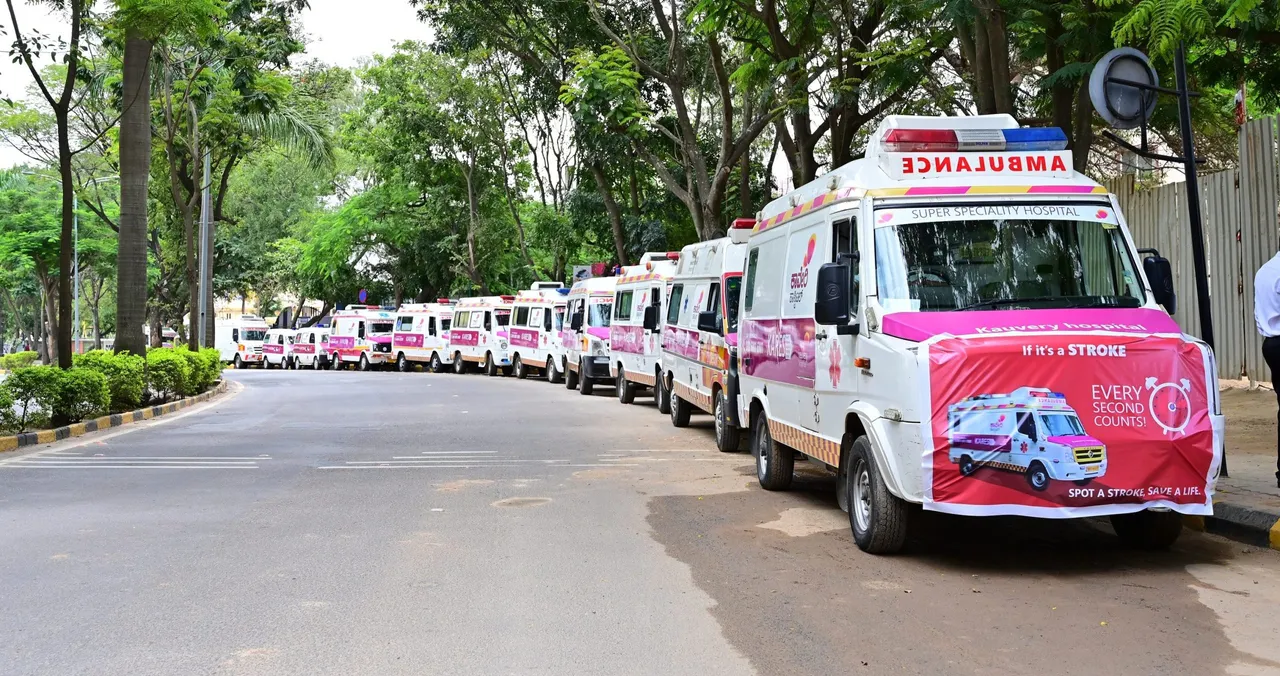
[
  {"xmin": 611, "ymin": 325, "xmax": 646, "ymax": 355},
  {"xmin": 923, "ymin": 333, "xmax": 1220, "ymax": 518},
  {"xmin": 262, "ymin": 344, "xmax": 284, "ymax": 355},
  {"xmin": 450, "ymin": 330, "xmax": 480, "ymax": 347},
  {"xmin": 740, "ymin": 318, "xmax": 815, "ymax": 386},
  {"xmin": 883, "ymin": 308, "xmax": 1180, "ymax": 342},
  {"xmin": 293, "ymin": 344, "xmax": 315, "ymax": 355},
  {"xmin": 509, "ymin": 328, "xmax": 539, "ymax": 349},
  {"xmin": 394, "ymin": 332, "xmax": 424, "ymax": 348},
  {"xmin": 662, "ymin": 326, "xmax": 699, "ymax": 360},
  {"xmin": 329, "ymin": 336, "xmax": 355, "ymax": 349}
]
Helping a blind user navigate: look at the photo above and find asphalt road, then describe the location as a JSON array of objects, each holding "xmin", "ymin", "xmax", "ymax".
[{"xmin": 2, "ymin": 369, "xmax": 1279, "ymax": 676}]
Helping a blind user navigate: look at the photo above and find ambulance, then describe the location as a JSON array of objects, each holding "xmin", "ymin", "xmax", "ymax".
[
  {"xmin": 262, "ymin": 328, "xmax": 296, "ymax": 369},
  {"xmin": 563, "ymin": 276, "xmax": 617, "ymax": 395},
  {"xmin": 215, "ymin": 314, "xmax": 270, "ymax": 368},
  {"xmin": 946, "ymin": 388, "xmax": 1107, "ymax": 489},
  {"xmin": 392, "ymin": 300, "xmax": 454, "ymax": 373},
  {"xmin": 660, "ymin": 222, "xmax": 752, "ymax": 452},
  {"xmin": 328, "ymin": 305, "xmax": 396, "ymax": 371},
  {"xmin": 291, "ymin": 326, "xmax": 330, "ymax": 369},
  {"xmin": 738, "ymin": 114, "xmax": 1223, "ymax": 555},
  {"xmin": 507, "ymin": 284, "xmax": 569, "ymax": 381},
  {"xmin": 448, "ymin": 296, "xmax": 515, "ymax": 376},
  {"xmin": 610, "ymin": 252, "xmax": 678, "ymax": 404}
]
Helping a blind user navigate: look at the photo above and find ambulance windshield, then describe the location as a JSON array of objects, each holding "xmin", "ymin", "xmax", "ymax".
[
  {"xmin": 1041, "ymin": 412, "xmax": 1086, "ymax": 437},
  {"xmin": 369, "ymin": 322, "xmax": 394, "ymax": 334},
  {"xmin": 242, "ymin": 329, "xmax": 267, "ymax": 342},
  {"xmin": 588, "ymin": 301, "xmax": 612, "ymax": 327},
  {"xmin": 874, "ymin": 208, "xmax": 1145, "ymax": 312}
]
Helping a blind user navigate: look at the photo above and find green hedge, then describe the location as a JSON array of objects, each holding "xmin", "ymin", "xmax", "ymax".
[
  {"xmin": 55, "ymin": 368, "xmax": 110, "ymax": 422},
  {"xmin": 146, "ymin": 348, "xmax": 192, "ymax": 400},
  {"xmin": 2, "ymin": 366, "xmax": 60, "ymax": 430},
  {"xmin": 74, "ymin": 350, "xmax": 145, "ymax": 413},
  {"xmin": 1, "ymin": 351, "xmax": 39, "ymax": 371}
]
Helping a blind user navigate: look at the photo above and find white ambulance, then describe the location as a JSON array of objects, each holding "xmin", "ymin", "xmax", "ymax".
[
  {"xmin": 507, "ymin": 284, "xmax": 569, "ymax": 381},
  {"xmin": 946, "ymin": 387, "xmax": 1107, "ymax": 489},
  {"xmin": 563, "ymin": 276, "xmax": 617, "ymax": 395},
  {"xmin": 291, "ymin": 326, "xmax": 330, "ymax": 369},
  {"xmin": 660, "ymin": 220, "xmax": 752, "ymax": 452},
  {"xmin": 738, "ymin": 114, "xmax": 1223, "ymax": 554},
  {"xmin": 328, "ymin": 305, "xmax": 396, "ymax": 371},
  {"xmin": 215, "ymin": 314, "xmax": 270, "ymax": 368},
  {"xmin": 610, "ymin": 252, "xmax": 678, "ymax": 404},
  {"xmin": 448, "ymin": 296, "xmax": 515, "ymax": 376},
  {"xmin": 392, "ymin": 300, "xmax": 454, "ymax": 373},
  {"xmin": 262, "ymin": 328, "xmax": 296, "ymax": 369}
]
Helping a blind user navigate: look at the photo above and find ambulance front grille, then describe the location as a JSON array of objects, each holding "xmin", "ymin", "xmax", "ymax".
[{"xmin": 1073, "ymin": 446, "xmax": 1104, "ymax": 464}]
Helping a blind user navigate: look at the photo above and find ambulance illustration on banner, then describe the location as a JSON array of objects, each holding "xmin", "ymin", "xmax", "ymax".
[{"xmin": 946, "ymin": 387, "xmax": 1108, "ymax": 491}]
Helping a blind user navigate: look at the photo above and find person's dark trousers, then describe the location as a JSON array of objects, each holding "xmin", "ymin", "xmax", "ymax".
[{"xmin": 1264, "ymin": 336, "xmax": 1280, "ymax": 486}]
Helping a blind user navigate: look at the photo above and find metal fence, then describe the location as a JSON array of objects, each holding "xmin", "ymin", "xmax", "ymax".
[{"xmin": 1102, "ymin": 116, "xmax": 1280, "ymax": 382}]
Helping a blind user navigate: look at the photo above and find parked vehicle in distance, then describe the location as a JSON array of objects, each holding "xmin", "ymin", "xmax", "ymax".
[
  {"xmin": 507, "ymin": 284, "xmax": 568, "ymax": 381},
  {"xmin": 448, "ymin": 296, "xmax": 515, "ymax": 376},
  {"xmin": 215, "ymin": 314, "xmax": 270, "ymax": 368},
  {"xmin": 262, "ymin": 328, "xmax": 296, "ymax": 369},
  {"xmin": 392, "ymin": 300, "xmax": 454, "ymax": 373},
  {"xmin": 329, "ymin": 306, "xmax": 396, "ymax": 371},
  {"xmin": 611, "ymin": 252, "xmax": 678, "ymax": 405},
  {"xmin": 563, "ymin": 276, "xmax": 617, "ymax": 395},
  {"xmin": 291, "ymin": 326, "xmax": 330, "ymax": 370},
  {"xmin": 661, "ymin": 222, "xmax": 751, "ymax": 452}
]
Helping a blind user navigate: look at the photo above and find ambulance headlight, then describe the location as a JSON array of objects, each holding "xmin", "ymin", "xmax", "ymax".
[{"xmin": 591, "ymin": 340, "xmax": 607, "ymax": 356}]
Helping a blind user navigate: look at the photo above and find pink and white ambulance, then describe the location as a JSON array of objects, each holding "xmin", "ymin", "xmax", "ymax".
[
  {"xmin": 262, "ymin": 328, "xmax": 296, "ymax": 369},
  {"xmin": 448, "ymin": 296, "xmax": 514, "ymax": 376},
  {"xmin": 392, "ymin": 300, "xmax": 454, "ymax": 373},
  {"xmin": 660, "ymin": 220, "xmax": 752, "ymax": 452},
  {"xmin": 507, "ymin": 284, "xmax": 568, "ymax": 381},
  {"xmin": 610, "ymin": 252, "xmax": 678, "ymax": 405},
  {"xmin": 291, "ymin": 326, "xmax": 330, "ymax": 369},
  {"xmin": 328, "ymin": 305, "xmax": 396, "ymax": 371},
  {"xmin": 738, "ymin": 114, "xmax": 1223, "ymax": 554},
  {"xmin": 563, "ymin": 276, "xmax": 617, "ymax": 395}
]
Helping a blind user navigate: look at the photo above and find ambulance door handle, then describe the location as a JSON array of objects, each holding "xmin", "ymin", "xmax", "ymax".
[{"xmin": 815, "ymin": 330, "xmax": 828, "ymax": 340}]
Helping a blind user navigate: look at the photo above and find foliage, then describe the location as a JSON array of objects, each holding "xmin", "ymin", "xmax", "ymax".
[
  {"xmin": 2, "ymin": 351, "xmax": 40, "ymax": 371},
  {"xmin": 74, "ymin": 350, "xmax": 146, "ymax": 412},
  {"xmin": 55, "ymin": 368, "xmax": 111, "ymax": 422},
  {"xmin": 145, "ymin": 348, "xmax": 192, "ymax": 401},
  {"xmin": 177, "ymin": 347, "xmax": 220, "ymax": 395},
  {"xmin": 1, "ymin": 366, "xmax": 61, "ymax": 431},
  {"xmin": 0, "ymin": 386, "xmax": 14, "ymax": 434}
]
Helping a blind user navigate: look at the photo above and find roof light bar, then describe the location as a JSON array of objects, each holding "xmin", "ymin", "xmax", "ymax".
[
  {"xmin": 882, "ymin": 127, "xmax": 1069, "ymax": 153},
  {"xmin": 730, "ymin": 217, "xmax": 756, "ymax": 229}
]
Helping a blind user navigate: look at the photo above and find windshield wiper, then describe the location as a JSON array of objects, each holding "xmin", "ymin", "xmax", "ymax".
[
  {"xmin": 959, "ymin": 296, "xmax": 1142, "ymax": 311},
  {"xmin": 958, "ymin": 296, "xmax": 1065, "ymax": 311}
]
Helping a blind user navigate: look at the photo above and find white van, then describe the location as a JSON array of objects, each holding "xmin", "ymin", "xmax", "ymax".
[
  {"xmin": 448, "ymin": 296, "xmax": 515, "ymax": 376},
  {"xmin": 291, "ymin": 326, "xmax": 330, "ymax": 369},
  {"xmin": 738, "ymin": 114, "xmax": 1223, "ymax": 554},
  {"xmin": 563, "ymin": 276, "xmax": 617, "ymax": 395},
  {"xmin": 660, "ymin": 222, "xmax": 752, "ymax": 451},
  {"xmin": 508, "ymin": 285, "xmax": 569, "ymax": 381},
  {"xmin": 262, "ymin": 328, "xmax": 296, "ymax": 369},
  {"xmin": 215, "ymin": 314, "xmax": 270, "ymax": 368},
  {"xmin": 610, "ymin": 253, "xmax": 678, "ymax": 405},
  {"xmin": 392, "ymin": 301, "xmax": 454, "ymax": 372},
  {"xmin": 329, "ymin": 305, "xmax": 396, "ymax": 371}
]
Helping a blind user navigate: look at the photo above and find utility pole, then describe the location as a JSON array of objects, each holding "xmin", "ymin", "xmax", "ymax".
[{"xmin": 198, "ymin": 150, "xmax": 212, "ymax": 347}]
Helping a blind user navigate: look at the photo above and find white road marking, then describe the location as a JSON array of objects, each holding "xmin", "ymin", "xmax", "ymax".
[
  {"xmin": 1, "ymin": 464, "xmax": 260, "ymax": 469},
  {"xmin": 417, "ymin": 451, "xmax": 498, "ymax": 455}
]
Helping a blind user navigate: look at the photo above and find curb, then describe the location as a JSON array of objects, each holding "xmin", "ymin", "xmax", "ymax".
[
  {"xmin": 1185, "ymin": 502, "xmax": 1280, "ymax": 551},
  {"xmin": 0, "ymin": 380, "xmax": 228, "ymax": 453}
]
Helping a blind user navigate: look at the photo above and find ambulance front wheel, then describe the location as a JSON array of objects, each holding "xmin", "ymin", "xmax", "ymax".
[
  {"xmin": 580, "ymin": 376, "xmax": 594, "ymax": 395},
  {"xmin": 617, "ymin": 369, "xmax": 635, "ymax": 404},
  {"xmin": 669, "ymin": 390, "xmax": 691, "ymax": 428},
  {"xmin": 1025, "ymin": 462, "xmax": 1051, "ymax": 492},
  {"xmin": 358, "ymin": 354, "xmax": 371, "ymax": 372},
  {"xmin": 396, "ymin": 353, "xmax": 409, "ymax": 372},
  {"xmin": 846, "ymin": 436, "xmax": 908, "ymax": 554},
  {"xmin": 484, "ymin": 353, "xmax": 499, "ymax": 377},
  {"xmin": 330, "ymin": 353, "xmax": 343, "ymax": 371},
  {"xmin": 754, "ymin": 414, "xmax": 792, "ymax": 491},
  {"xmin": 714, "ymin": 390, "xmax": 740, "ymax": 453},
  {"xmin": 546, "ymin": 357, "xmax": 563, "ymax": 384},
  {"xmin": 1110, "ymin": 510, "xmax": 1183, "ymax": 550},
  {"xmin": 430, "ymin": 353, "xmax": 444, "ymax": 373},
  {"xmin": 958, "ymin": 455, "xmax": 977, "ymax": 477},
  {"xmin": 565, "ymin": 366, "xmax": 578, "ymax": 390},
  {"xmin": 655, "ymin": 371, "xmax": 671, "ymax": 415},
  {"xmin": 233, "ymin": 355, "xmax": 244, "ymax": 370}
]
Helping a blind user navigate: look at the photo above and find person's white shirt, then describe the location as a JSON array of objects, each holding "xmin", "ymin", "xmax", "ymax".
[{"xmin": 1255, "ymin": 252, "xmax": 1280, "ymax": 337}]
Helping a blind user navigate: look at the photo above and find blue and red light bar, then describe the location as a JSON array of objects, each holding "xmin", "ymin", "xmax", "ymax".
[{"xmin": 882, "ymin": 127, "xmax": 1068, "ymax": 153}]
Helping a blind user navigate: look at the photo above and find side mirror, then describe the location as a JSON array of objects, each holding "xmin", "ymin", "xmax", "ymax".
[
  {"xmin": 570, "ymin": 311, "xmax": 584, "ymax": 331},
  {"xmin": 643, "ymin": 305, "xmax": 658, "ymax": 331},
  {"xmin": 815, "ymin": 262, "xmax": 851, "ymax": 326},
  {"xmin": 1142, "ymin": 252, "xmax": 1176, "ymax": 314},
  {"xmin": 697, "ymin": 310, "xmax": 722, "ymax": 335}
]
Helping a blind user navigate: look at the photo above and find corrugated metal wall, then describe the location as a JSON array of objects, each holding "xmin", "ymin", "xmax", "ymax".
[{"xmin": 1103, "ymin": 116, "xmax": 1280, "ymax": 382}]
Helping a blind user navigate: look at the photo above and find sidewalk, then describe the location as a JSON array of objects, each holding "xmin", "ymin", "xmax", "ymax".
[{"xmin": 1206, "ymin": 385, "xmax": 1280, "ymax": 549}]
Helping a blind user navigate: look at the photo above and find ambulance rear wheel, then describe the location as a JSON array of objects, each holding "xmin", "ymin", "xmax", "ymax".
[
  {"xmin": 1025, "ymin": 462, "xmax": 1051, "ymax": 492},
  {"xmin": 514, "ymin": 356, "xmax": 527, "ymax": 379},
  {"xmin": 359, "ymin": 354, "xmax": 371, "ymax": 372},
  {"xmin": 330, "ymin": 354, "xmax": 343, "ymax": 371},
  {"xmin": 958, "ymin": 455, "xmax": 977, "ymax": 477},
  {"xmin": 484, "ymin": 353, "xmax": 499, "ymax": 377},
  {"xmin": 846, "ymin": 436, "xmax": 908, "ymax": 554},
  {"xmin": 670, "ymin": 389, "xmax": 691, "ymax": 427},
  {"xmin": 396, "ymin": 353, "xmax": 409, "ymax": 372},
  {"xmin": 617, "ymin": 369, "xmax": 635, "ymax": 404},
  {"xmin": 565, "ymin": 366, "xmax": 578, "ymax": 390},
  {"xmin": 312, "ymin": 356, "xmax": 323, "ymax": 370},
  {"xmin": 655, "ymin": 372, "xmax": 671, "ymax": 415},
  {"xmin": 546, "ymin": 357, "xmax": 563, "ymax": 384},
  {"xmin": 430, "ymin": 353, "xmax": 443, "ymax": 373},
  {"xmin": 754, "ymin": 414, "xmax": 792, "ymax": 491},
  {"xmin": 453, "ymin": 353, "xmax": 465, "ymax": 374},
  {"xmin": 714, "ymin": 390, "xmax": 740, "ymax": 453},
  {"xmin": 580, "ymin": 377, "xmax": 594, "ymax": 395},
  {"xmin": 1110, "ymin": 510, "xmax": 1183, "ymax": 550}
]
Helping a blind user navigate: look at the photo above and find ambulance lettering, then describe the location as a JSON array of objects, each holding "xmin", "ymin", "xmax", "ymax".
[{"xmin": 900, "ymin": 153, "xmax": 1066, "ymax": 175}]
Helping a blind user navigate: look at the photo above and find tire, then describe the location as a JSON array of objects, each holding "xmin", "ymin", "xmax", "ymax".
[
  {"xmin": 753, "ymin": 413, "xmax": 792, "ymax": 490},
  {"xmin": 485, "ymin": 353, "xmax": 498, "ymax": 377},
  {"xmin": 580, "ymin": 376, "xmax": 594, "ymax": 395},
  {"xmin": 264, "ymin": 359, "xmax": 273, "ymax": 370},
  {"xmin": 453, "ymin": 353, "xmax": 465, "ymax": 375},
  {"xmin": 546, "ymin": 357, "xmax": 563, "ymax": 384},
  {"xmin": 846, "ymin": 435, "xmax": 909, "ymax": 554},
  {"xmin": 958, "ymin": 454, "xmax": 977, "ymax": 477},
  {"xmin": 514, "ymin": 356, "xmax": 527, "ymax": 379},
  {"xmin": 565, "ymin": 365, "xmax": 579, "ymax": 390},
  {"xmin": 617, "ymin": 368, "xmax": 635, "ymax": 404},
  {"xmin": 430, "ymin": 352, "xmax": 443, "ymax": 373},
  {"xmin": 359, "ymin": 354, "xmax": 370, "ymax": 372},
  {"xmin": 655, "ymin": 371, "xmax": 671, "ymax": 415},
  {"xmin": 1025, "ymin": 461, "xmax": 1051, "ymax": 492},
  {"xmin": 1110, "ymin": 510, "xmax": 1183, "ymax": 550},
  {"xmin": 714, "ymin": 389, "xmax": 740, "ymax": 453},
  {"xmin": 331, "ymin": 353, "xmax": 343, "ymax": 371},
  {"xmin": 234, "ymin": 355, "xmax": 244, "ymax": 370},
  {"xmin": 669, "ymin": 388, "xmax": 691, "ymax": 427},
  {"xmin": 397, "ymin": 353, "xmax": 409, "ymax": 372},
  {"xmin": 312, "ymin": 356, "xmax": 322, "ymax": 371}
]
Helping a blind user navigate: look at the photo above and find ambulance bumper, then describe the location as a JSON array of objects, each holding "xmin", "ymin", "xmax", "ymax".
[{"xmin": 582, "ymin": 356, "xmax": 611, "ymax": 381}]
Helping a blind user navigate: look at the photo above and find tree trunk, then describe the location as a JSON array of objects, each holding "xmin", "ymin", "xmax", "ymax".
[
  {"xmin": 115, "ymin": 29, "xmax": 152, "ymax": 356},
  {"xmin": 589, "ymin": 162, "xmax": 628, "ymax": 266},
  {"xmin": 461, "ymin": 160, "xmax": 489, "ymax": 294},
  {"xmin": 55, "ymin": 107, "xmax": 75, "ymax": 369},
  {"xmin": 970, "ymin": 15, "xmax": 996, "ymax": 114},
  {"xmin": 984, "ymin": 8, "xmax": 1014, "ymax": 115}
]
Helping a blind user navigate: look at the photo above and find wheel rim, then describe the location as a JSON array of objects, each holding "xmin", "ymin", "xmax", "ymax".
[
  {"xmin": 853, "ymin": 460, "xmax": 872, "ymax": 532},
  {"xmin": 757, "ymin": 428, "xmax": 769, "ymax": 477},
  {"xmin": 1032, "ymin": 468, "xmax": 1048, "ymax": 490},
  {"xmin": 715, "ymin": 395, "xmax": 724, "ymax": 430}
]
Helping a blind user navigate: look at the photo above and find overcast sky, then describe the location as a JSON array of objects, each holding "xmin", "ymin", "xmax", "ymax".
[{"xmin": 0, "ymin": 0, "xmax": 435, "ymax": 167}]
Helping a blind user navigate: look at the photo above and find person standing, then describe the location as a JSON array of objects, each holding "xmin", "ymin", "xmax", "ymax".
[{"xmin": 1254, "ymin": 251, "xmax": 1280, "ymax": 487}]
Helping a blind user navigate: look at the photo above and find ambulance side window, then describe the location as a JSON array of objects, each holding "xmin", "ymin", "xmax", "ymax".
[
  {"xmin": 666, "ymin": 285, "xmax": 683, "ymax": 325},
  {"xmin": 357, "ymin": 322, "xmax": 366, "ymax": 339},
  {"xmin": 1017, "ymin": 413, "xmax": 1038, "ymax": 442},
  {"xmin": 308, "ymin": 333, "xmax": 316, "ymax": 345},
  {"xmin": 832, "ymin": 217, "xmax": 858, "ymax": 314},
  {"xmin": 744, "ymin": 249, "xmax": 759, "ymax": 313},
  {"xmin": 428, "ymin": 318, "xmax": 437, "ymax": 336},
  {"xmin": 232, "ymin": 328, "xmax": 239, "ymax": 342},
  {"xmin": 616, "ymin": 291, "xmax": 633, "ymax": 323},
  {"xmin": 396, "ymin": 316, "xmax": 412, "ymax": 332},
  {"xmin": 515, "ymin": 307, "xmax": 530, "ymax": 326},
  {"xmin": 708, "ymin": 283, "xmax": 722, "ymax": 327},
  {"xmin": 483, "ymin": 312, "xmax": 492, "ymax": 332},
  {"xmin": 544, "ymin": 309, "xmax": 553, "ymax": 332}
]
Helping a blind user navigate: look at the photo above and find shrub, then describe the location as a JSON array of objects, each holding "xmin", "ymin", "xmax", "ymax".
[
  {"xmin": 200, "ymin": 347, "xmax": 224, "ymax": 384},
  {"xmin": 74, "ymin": 350, "xmax": 145, "ymax": 413},
  {"xmin": 176, "ymin": 348, "xmax": 206, "ymax": 395},
  {"xmin": 55, "ymin": 368, "xmax": 110, "ymax": 422},
  {"xmin": 146, "ymin": 348, "xmax": 191, "ymax": 401},
  {"xmin": 1, "ymin": 366, "xmax": 60, "ymax": 430},
  {"xmin": 1, "ymin": 350, "xmax": 39, "ymax": 371},
  {"xmin": 0, "ymin": 386, "xmax": 15, "ymax": 434}
]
